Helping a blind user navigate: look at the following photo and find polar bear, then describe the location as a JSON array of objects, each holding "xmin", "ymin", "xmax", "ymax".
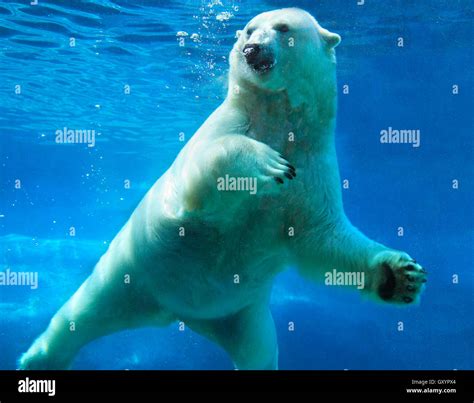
[{"xmin": 20, "ymin": 8, "xmax": 426, "ymax": 370}]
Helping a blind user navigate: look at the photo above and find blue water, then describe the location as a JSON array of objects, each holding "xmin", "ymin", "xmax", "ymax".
[{"xmin": 0, "ymin": 0, "xmax": 473, "ymax": 370}]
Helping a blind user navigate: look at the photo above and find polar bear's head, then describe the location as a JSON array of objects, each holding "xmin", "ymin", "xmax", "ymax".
[{"xmin": 229, "ymin": 8, "xmax": 341, "ymax": 108}]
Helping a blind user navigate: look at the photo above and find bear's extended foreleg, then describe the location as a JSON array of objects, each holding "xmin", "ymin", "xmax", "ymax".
[{"xmin": 293, "ymin": 220, "xmax": 427, "ymax": 304}]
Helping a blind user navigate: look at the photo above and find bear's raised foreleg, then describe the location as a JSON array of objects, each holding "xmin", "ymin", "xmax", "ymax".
[{"xmin": 175, "ymin": 134, "xmax": 295, "ymax": 218}]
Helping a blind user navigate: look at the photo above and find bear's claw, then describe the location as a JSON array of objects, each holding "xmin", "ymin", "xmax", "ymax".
[{"xmin": 267, "ymin": 154, "xmax": 296, "ymax": 185}]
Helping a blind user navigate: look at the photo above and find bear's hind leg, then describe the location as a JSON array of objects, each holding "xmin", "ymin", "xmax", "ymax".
[
  {"xmin": 19, "ymin": 270, "xmax": 175, "ymax": 369},
  {"xmin": 186, "ymin": 301, "xmax": 278, "ymax": 370}
]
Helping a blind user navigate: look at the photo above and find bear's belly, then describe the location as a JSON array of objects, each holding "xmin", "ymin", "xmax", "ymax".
[
  {"xmin": 109, "ymin": 176, "xmax": 297, "ymax": 320},
  {"xmin": 152, "ymin": 256, "xmax": 282, "ymax": 319},
  {"xmin": 136, "ymin": 210, "xmax": 288, "ymax": 319}
]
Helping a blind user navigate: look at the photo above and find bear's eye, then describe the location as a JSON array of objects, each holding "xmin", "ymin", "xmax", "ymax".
[
  {"xmin": 274, "ymin": 23, "xmax": 289, "ymax": 33},
  {"xmin": 246, "ymin": 27, "xmax": 255, "ymax": 36}
]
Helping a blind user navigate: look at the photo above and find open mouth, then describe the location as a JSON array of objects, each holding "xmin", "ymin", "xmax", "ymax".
[{"xmin": 251, "ymin": 59, "xmax": 275, "ymax": 73}]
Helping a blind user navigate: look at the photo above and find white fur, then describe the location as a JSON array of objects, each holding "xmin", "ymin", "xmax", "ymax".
[{"xmin": 20, "ymin": 8, "xmax": 425, "ymax": 370}]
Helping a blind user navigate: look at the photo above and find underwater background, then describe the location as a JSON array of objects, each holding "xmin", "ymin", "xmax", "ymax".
[{"xmin": 0, "ymin": 0, "xmax": 472, "ymax": 369}]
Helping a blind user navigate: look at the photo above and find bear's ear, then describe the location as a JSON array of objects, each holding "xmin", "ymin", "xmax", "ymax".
[
  {"xmin": 319, "ymin": 27, "xmax": 341, "ymax": 49},
  {"xmin": 235, "ymin": 30, "xmax": 242, "ymax": 39}
]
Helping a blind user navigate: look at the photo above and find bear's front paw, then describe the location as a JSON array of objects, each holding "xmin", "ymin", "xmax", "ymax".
[
  {"xmin": 256, "ymin": 146, "xmax": 296, "ymax": 191},
  {"xmin": 370, "ymin": 251, "xmax": 427, "ymax": 304}
]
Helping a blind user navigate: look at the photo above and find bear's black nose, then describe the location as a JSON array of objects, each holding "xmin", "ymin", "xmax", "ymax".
[{"xmin": 243, "ymin": 44, "xmax": 261, "ymax": 64}]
